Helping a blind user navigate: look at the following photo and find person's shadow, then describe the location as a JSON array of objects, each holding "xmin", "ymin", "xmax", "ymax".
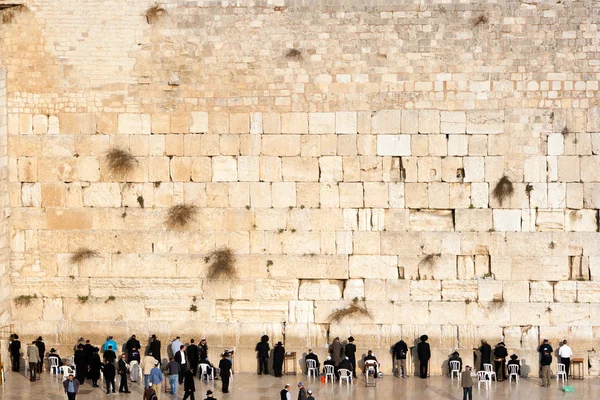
[
  {"xmin": 358, "ymin": 353, "xmax": 366, "ymax": 375},
  {"xmin": 521, "ymin": 358, "xmax": 531, "ymax": 377},
  {"xmin": 300, "ymin": 352, "xmax": 308, "ymax": 375},
  {"xmin": 410, "ymin": 339, "xmax": 420, "ymax": 376}
]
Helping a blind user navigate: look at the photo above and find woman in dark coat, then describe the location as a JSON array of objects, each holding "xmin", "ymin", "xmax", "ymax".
[
  {"xmin": 272, "ymin": 342, "xmax": 285, "ymax": 377},
  {"xmin": 255, "ymin": 335, "xmax": 270, "ymax": 375},
  {"xmin": 417, "ymin": 334, "xmax": 431, "ymax": 379},
  {"xmin": 182, "ymin": 368, "xmax": 196, "ymax": 400},
  {"xmin": 88, "ymin": 347, "xmax": 102, "ymax": 387}
]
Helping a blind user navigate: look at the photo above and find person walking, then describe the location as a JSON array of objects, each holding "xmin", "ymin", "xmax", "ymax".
[
  {"xmin": 297, "ymin": 382, "xmax": 307, "ymax": 400},
  {"xmin": 344, "ymin": 337, "xmax": 357, "ymax": 378},
  {"xmin": 182, "ymin": 368, "xmax": 196, "ymax": 400},
  {"xmin": 74, "ymin": 344, "xmax": 87, "ymax": 385},
  {"xmin": 273, "ymin": 341, "xmax": 285, "ymax": 377},
  {"xmin": 167, "ymin": 357, "xmax": 180, "ymax": 394},
  {"xmin": 141, "ymin": 352, "xmax": 157, "ymax": 389},
  {"xmin": 27, "ymin": 341, "xmax": 41, "ymax": 381},
  {"xmin": 559, "ymin": 340, "xmax": 573, "ymax": 377},
  {"xmin": 35, "ymin": 336, "xmax": 45, "ymax": 374},
  {"xmin": 9, "ymin": 334, "xmax": 21, "ymax": 372},
  {"xmin": 417, "ymin": 335, "xmax": 431, "ymax": 379},
  {"xmin": 255, "ymin": 335, "xmax": 270, "ymax": 375},
  {"xmin": 102, "ymin": 359, "xmax": 116, "ymax": 395},
  {"xmin": 306, "ymin": 389, "xmax": 315, "ymax": 400},
  {"xmin": 461, "ymin": 366, "xmax": 473, "ymax": 400},
  {"xmin": 219, "ymin": 351, "xmax": 233, "ymax": 393},
  {"xmin": 118, "ymin": 353, "xmax": 130, "ymax": 393},
  {"xmin": 89, "ymin": 348, "xmax": 101, "ymax": 388},
  {"xmin": 280, "ymin": 384, "xmax": 291, "ymax": 400},
  {"xmin": 175, "ymin": 345, "xmax": 188, "ymax": 385},
  {"xmin": 150, "ymin": 360, "xmax": 164, "ymax": 398},
  {"xmin": 540, "ymin": 349, "xmax": 552, "ymax": 387},
  {"xmin": 393, "ymin": 338, "xmax": 408, "ymax": 378},
  {"xmin": 63, "ymin": 374, "xmax": 80, "ymax": 400}
]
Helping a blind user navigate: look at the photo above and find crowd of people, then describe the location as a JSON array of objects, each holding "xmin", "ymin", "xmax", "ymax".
[{"xmin": 7, "ymin": 332, "xmax": 577, "ymax": 400}]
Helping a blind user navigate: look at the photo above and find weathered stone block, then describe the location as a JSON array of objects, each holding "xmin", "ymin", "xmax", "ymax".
[
  {"xmin": 336, "ymin": 112, "xmax": 357, "ymax": 134},
  {"xmin": 409, "ymin": 210, "xmax": 454, "ymax": 231},
  {"xmin": 376, "ymin": 135, "xmax": 411, "ymax": 156},
  {"xmin": 189, "ymin": 111, "xmax": 208, "ymax": 133},
  {"xmin": 493, "ymin": 209, "xmax": 521, "ymax": 232},
  {"xmin": 371, "ymin": 110, "xmax": 401, "ymax": 133},
  {"xmin": 466, "ymin": 110, "xmax": 504, "ymax": 134},
  {"xmin": 418, "ymin": 110, "xmax": 440, "ymax": 134},
  {"xmin": 455, "ymin": 209, "xmax": 492, "ymax": 232},
  {"xmin": 410, "ymin": 280, "xmax": 441, "ymax": 301},
  {"xmin": 565, "ymin": 210, "xmax": 597, "ymax": 232},
  {"xmin": 309, "ymin": 112, "xmax": 335, "ymax": 134},
  {"xmin": 349, "ymin": 255, "xmax": 398, "ymax": 279},
  {"xmin": 440, "ymin": 111, "xmax": 466, "ymax": 134}
]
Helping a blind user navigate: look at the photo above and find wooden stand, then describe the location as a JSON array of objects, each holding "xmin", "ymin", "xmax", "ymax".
[
  {"xmin": 571, "ymin": 358, "xmax": 584, "ymax": 380},
  {"xmin": 283, "ymin": 352, "xmax": 297, "ymax": 375}
]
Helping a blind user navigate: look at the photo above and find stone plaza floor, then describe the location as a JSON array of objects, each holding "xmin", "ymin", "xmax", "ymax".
[{"xmin": 0, "ymin": 371, "xmax": 598, "ymax": 399}]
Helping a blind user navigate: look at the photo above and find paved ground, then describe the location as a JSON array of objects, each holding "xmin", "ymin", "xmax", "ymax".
[{"xmin": 0, "ymin": 370, "xmax": 597, "ymax": 399}]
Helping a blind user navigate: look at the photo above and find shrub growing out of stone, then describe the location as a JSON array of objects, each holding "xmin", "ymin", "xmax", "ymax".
[
  {"xmin": 70, "ymin": 248, "xmax": 99, "ymax": 264},
  {"xmin": 166, "ymin": 204, "xmax": 198, "ymax": 229},
  {"xmin": 14, "ymin": 294, "xmax": 37, "ymax": 307},
  {"xmin": 327, "ymin": 297, "xmax": 372, "ymax": 324},
  {"xmin": 492, "ymin": 175, "xmax": 514, "ymax": 206},
  {"xmin": 106, "ymin": 148, "xmax": 137, "ymax": 176},
  {"xmin": 146, "ymin": 5, "xmax": 166, "ymax": 24},
  {"xmin": 205, "ymin": 248, "xmax": 236, "ymax": 280}
]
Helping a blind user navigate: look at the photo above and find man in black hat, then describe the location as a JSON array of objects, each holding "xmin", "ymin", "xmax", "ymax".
[
  {"xmin": 273, "ymin": 341, "xmax": 285, "ymax": 377},
  {"xmin": 182, "ymin": 367, "xmax": 196, "ymax": 400},
  {"xmin": 345, "ymin": 337, "xmax": 357, "ymax": 378},
  {"xmin": 48, "ymin": 348, "xmax": 63, "ymax": 367},
  {"xmin": 74, "ymin": 344, "xmax": 87, "ymax": 385},
  {"xmin": 204, "ymin": 389, "xmax": 216, "ymax": 400},
  {"xmin": 448, "ymin": 351, "xmax": 463, "ymax": 373},
  {"xmin": 35, "ymin": 336, "xmax": 45, "ymax": 374},
  {"xmin": 9, "ymin": 334, "xmax": 21, "ymax": 372},
  {"xmin": 417, "ymin": 334, "xmax": 430, "ymax": 379},
  {"xmin": 255, "ymin": 335, "xmax": 270, "ymax": 375},
  {"xmin": 494, "ymin": 342, "xmax": 508, "ymax": 381},
  {"xmin": 218, "ymin": 351, "xmax": 232, "ymax": 393},
  {"xmin": 507, "ymin": 354, "xmax": 520, "ymax": 376},
  {"xmin": 149, "ymin": 334, "xmax": 161, "ymax": 363}
]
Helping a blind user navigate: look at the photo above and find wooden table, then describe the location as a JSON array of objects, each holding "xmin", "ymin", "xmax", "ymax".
[
  {"xmin": 571, "ymin": 358, "xmax": 584, "ymax": 380},
  {"xmin": 283, "ymin": 352, "xmax": 297, "ymax": 375}
]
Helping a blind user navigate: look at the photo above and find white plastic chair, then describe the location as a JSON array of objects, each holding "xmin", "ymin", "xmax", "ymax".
[
  {"xmin": 199, "ymin": 363, "xmax": 214, "ymax": 381},
  {"xmin": 450, "ymin": 360, "xmax": 460, "ymax": 380},
  {"xmin": 557, "ymin": 363, "xmax": 567, "ymax": 385},
  {"xmin": 24, "ymin": 357, "xmax": 29, "ymax": 376},
  {"xmin": 507, "ymin": 364, "xmax": 519, "ymax": 383},
  {"xmin": 477, "ymin": 371, "xmax": 489, "ymax": 390},
  {"xmin": 306, "ymin": 359, "xmax": 317, "ymax": 377},
  {"xmin": 339, "ymin": 368, "xmax": 352, "ymax": 385},
  {"xmin": 483, "ymin": 363, "xmax": 496, "ymax": 382},
  {"xmin": 324, "ymin": 365, "xmax": 335, "ymax": 383},
  {"xmin": 59, "ymin": 366, "xmax": 74, "ymax": 375},
  {"xmin": 49, "ymin": 357, "xmax": 60, "ymax": 375}
]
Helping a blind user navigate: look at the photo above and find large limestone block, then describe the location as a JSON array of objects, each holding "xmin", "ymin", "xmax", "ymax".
[
  {"xmin": 189, "ymin": 111, "xmax": 208, "ymax": 133},
  {"xmin": 502, "ymin": 281, "xmax": 529, "ymax": 303},
  {"xmin": 549, "ymin": 303, "xmax": 590, "ymax": 327},
  {"xmin": 577, "ymin": 281, "xmax": 600, "ymax": 303},
  {"xmin": 492, "ymin": 209, "xmax": 521, "ymax": 232},
  {"xmin": 466, "ymin": 110, "xmax": 504, "ymax": 134},
  {"xmin": 455, "ymin": 209, "xmax": 492, "ymax": 232},
  {"xmin": 117, "ymin": 113, "xmax": 150, "ymax": 135},
  {"xmin": 282, "ymin": 158, "xmax": 319, "ymax": 182},
  {"xmin": 319, "ymin": 156, "xmax": 342, "ymax": 182},
  {"xmin": 509, "ymin": 303, "xmax": 551, "ymax": 326},
  {"xmin": 82, "ymin": 183, "xmax": 121, "ymax": 207},
  {"xmin": 535, "ymin": 210, "xmax": 564, "ymax": 231},
  {"xmin": 530, "ymin": 281, "xmax": 554, "ymax": 302},
  {"xmin": 418, "ymin": 110, "xmax": 440, "ymax": 134},
  {"xmin": 565, "ymin": 210, "xmax": 597, "ymax": 231},
  {"xmin": 262, "ymin": 255, "xmax": 348, "ymax": 279},
  {"xmin": 465, "ymin": 302, "xmax": 510, "ymax": 326},
  {"xmin": 376, "ymin": 135, "xmax": 411, "ymax": 156},
  {"xmin": 428, "ymin": 302, "xmax": 467, "ymax": 325},
  {"xmin": 441, "ymin": 111, "xmax": 466, "ymax": 134},
  {"xmin": 418, "ymin": 255, "xmax": 456, "ymax": 280},
  {"xmin": 410, "ymin": 280, "xmax": 441, "ymax": 301},
  {"xmin": 309, "ymin": 112, "xmax": 335, "ymax": 134},
  {"xmin": 261, "ymin": 135, "xmax": 300, "ymax": 156},
  {"xmin": 288, "ymin": 300, "xmax": 314, "ymax": 323},
  {"xmin": 580, "ymin": 156, "xmax": 600, "ymax": 181},
  {"xmin": 281, "ymin": 113, "xmax": 308, "ymax": 134},
  {"xmin": 554, "ymin": 281, "xmax": 577, "ymax": 302},
  {"xmin": 349, "ymin": 255, "xmax": 398, "ymax": 279},
  {"xmin": 442, "ymin": 281, "xmax": 477, "ymax": 301},
  {"xmin": 220, "ymin": 301, "xmax": 288, "ymax": 323},
  {"xmin": 371, "ymin": 110, "xmax": 401, "ymax": 133},
  {"xmin": 299, "ymin": 280, "xmax": 343, "ymax": 300},
  {"xmin": 478, "ymin": 280, "xmax": 503, "ymax": 302},
  {"xmin": 409, "ymin": 210, "xmax": 454, "ymax": 231},
  {"xmin": 336, "ymin": 112, "xmax": 357, "ymax": 134},
  {"xmin": 417, "ymin": 157, "xmax": 441, "ymax": 182},
  {"xmin": 212, "ymin": 156, "xmax": 237, "ymax": 182},
  {"xmin": 255, "ymin": 279, "xmax": 299, "ymax": 301}
]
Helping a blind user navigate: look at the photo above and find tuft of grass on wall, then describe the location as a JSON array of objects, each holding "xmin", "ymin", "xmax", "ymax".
[
  {"xmin": 327, "ymin": 297, "xmax": 372, "ymax": 324},
  {"xmin": 78, "ymin": 295, "xmax": 89, "ymax": 304},
  {"xmin": 285, "ymin": 48, "xmax": 303, "ymax": 61},
  {"xmin": 146, "ymin": 4, "xmax": 167, "ymax": 24},
  {"xmin": 472, "ymin": 14, "xmax": 489, "ymax": 27},
  {"xmin": 492, "ymin": 176, "xmax": 514, "ymax": 206},
  {"xmin": 14, "ymin": 294, "xmax": 37, "ymax": 307},
  {"xmin": 166, "ymin": 204, "xmax": 198, "ymax": 229},
  {"xmin": 70, "ymin": 248, "xmax": 99, "ymax": 264},
  {"xmin": 106, "ymin": 148, "xmax": 137, "ymax": 175},
  {"xmin": 205, "ymin": 248, "xmax": 236, "ymax": 280},
  {"xmin": 1, "ymin": 5, "xmax": 28, "ymax": 24}
]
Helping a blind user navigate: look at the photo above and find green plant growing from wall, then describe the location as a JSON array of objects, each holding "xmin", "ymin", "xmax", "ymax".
[
  {"xmin": 106, "ymin": 148, "xmax": 137, "ymax": 175},
  {"xmin": 190, "ymin": 304, "xmax": 198, "ymax": 312},
  {"xmin": 492, "ymin": 176, "xmax": 514, "ymax": 206},
  {"xmin": 137, "ymin": 196, "xmax": 145, "ymax": 208},
  {"xmin": 78, "ymin": 296, "xmax": 89, "ymax": 304},
  {"xmin": 205, "ymin": 248, "xmax": 236, "ymax": 280},
  {"xmin": 14, "ymin": 294, "xmax": 37, "ymax": 307},
  {"xmin": 166, "ymin": 204, "xmax": 198, "ymax": 229},
  {"xmin": 327, "ymin": 297, "xmax": 372, "ymax": 324},
  {"xmin": 70, "ymin": 248, "xmax": 99, "ymax": 264}
]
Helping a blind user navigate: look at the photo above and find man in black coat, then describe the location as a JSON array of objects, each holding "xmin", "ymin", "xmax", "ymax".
[
  {"xmin": 9, "ymin": 334, "xmax": 21, "ymax": 372},
  {"xmin": 35, "ymin": 336, "xmax": 45, "ymax": 373},
  {"xmin": 273, "ymin": 341, "xmax": 285, "ymax": 377},
  {"xmin": 255, "ymin": 335, "xmax": 270, "ymax": 375},
  {"xmin": 198, "ymin": 338, "xmax": 208, "ymax": 362},
  {"xmin": 125, "ymin": 335, "xmax": 141, "ymax": 362},
  {"xmin": 478, "ymin": 339, "xmax": 492, "ymax": 371},
  {"xmin": 118, "ymin": 353, "xmax": 130, "ymax": 393},
  {"xmin": 393, "ymin": 339, "xmax": 408, "ymax": 377},
  {"xmin": 175, "ymin": 345, "xmax": 188, "ymax": 385},
  {"xmin": 280, "ymin": 384, "xmax": 291, "ymax": 400},
  {"xmin": 305, "ymin": 349, "xmax": 320, "ymax": 375},
  {"xmin": 74, "ymin": 344, "xmax": 87, "ymax": 385},
  {"xmin": 338, "ymin": 357, "xmax": 354, "ymax": 382},
  {"xmin": 344, "ymin": 337, "xmax": 357, "ymax": 378},
  {"xmin": 218, "ymin": 352, "xmax": 232, "ymax": 393},
  {"xmin": 83, "ymin": 340, "xmax": 94, "ymax": 378},
  {"xmin": 363, "ymin": 350, "xmax": 379, "ymax": 378},
  {"xmin": 186, "ymin": 339, "xmax": 200, "ymax": 376},
  {"xmin": 102, "ymin": 360, "xmax": 116, "ymax": 394},
  {"xmin": 149, "ymin": 334, "xmax": 161, "ymax": 364},
  {"xmin": 448, "ymin": 351, "xmax": 463, "ymax": 373},
  {"xmin": 182, "ymin": 368, "xmax": 196, "ymax": 400},
  {"xmin": 103, "ymin": 345, "xmax": 116, "ymax": 364},
  {"xmin": 494, "ymin": 342, "xmax": 508, "ymax": 381},
  {"xmin": 538, "ymin": 338, "xmax": 552, "ymax": 374},
  {"xmin": 417, "ymin": 334, "xmax": 431, "ymax": 379}
]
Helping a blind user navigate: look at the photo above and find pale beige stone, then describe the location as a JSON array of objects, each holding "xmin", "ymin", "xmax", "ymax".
[
  {"xmin": 189, "ymin": 111, "xmax": 208, "ymax": 133},
  {"xmin": 309, "ymin": 112, "xmax": 335, "ymax": 134},
  {"xmin": 281, "ymin": 113, "xmax": 308, "ymax": 134},
  {"xmin": 212, "ymin": 156, "xmax": 238, "ymax": 182},
  {"xmin": 418, "ymin": 110, "xmax": 440, "ymax": 134},
  {"xmin": 349, "ymin": 255, "xmax": 398, "ymax": 279},
  {"xmin": 371, "ymin": 110, "xmax": 401, "ymax": 133},
  {"xmin": 409, "ymin": 210, "xmax": 453, "ymax": 231},
  {"xmin": 336, "ymin": 112, "xmax": 357, "ymax": 134}
]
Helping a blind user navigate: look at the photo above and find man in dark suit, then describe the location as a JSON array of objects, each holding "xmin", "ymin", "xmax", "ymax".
[
  {"xmin": 74, "ymin": 344, "xmax": 87, "ymax": 385},
  {"xmin": 9, "ymin": 334, "xmax": 21, "ymax": 372},
  {"xmin": 35, "ymin": 336, "xmax": 45, "ymax": 373},
  {"xmin": 175, "ymin": 345, "xmax": 188, "ymax": 385},
  {"xmin": 149, "ymin": 334, "xmax": 161, "ymax": 364},
  {"xmin": 344, "ymin": 337, "xmax": 357, "ymax": 377},
  {"xmin": 305, "ymin": 349, "xmax": 320, "ymax": 375},
  {"xmin": 125, "ymin": 335, "xmax": 141, "ymax": 362},
  {"xmin": 186, "ymin": 339, "xmax": 200, "ymax": 376},
  {"xmin": 417, "ymin": 334, "xmax": 431, "ymax": 379}
]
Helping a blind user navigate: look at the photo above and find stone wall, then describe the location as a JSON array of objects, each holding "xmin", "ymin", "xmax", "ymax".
[
  {"xmin": 0, "ymin": 60, "xmax": 10, "ymax": 363},
  {"xmin": 1, "ymin": 0, "xmax": 600, "ymax": 375}
]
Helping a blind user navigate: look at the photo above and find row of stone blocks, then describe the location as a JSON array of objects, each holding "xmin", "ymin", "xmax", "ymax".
[{"xmin": 9, "ymin": 109, "xmax": 600, "ymax": 136}]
